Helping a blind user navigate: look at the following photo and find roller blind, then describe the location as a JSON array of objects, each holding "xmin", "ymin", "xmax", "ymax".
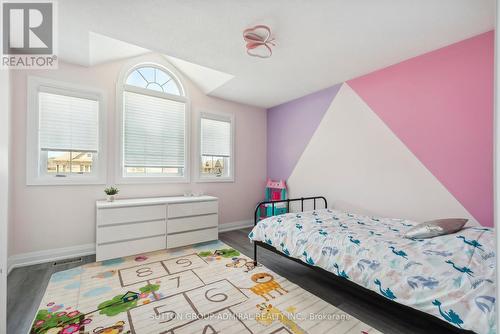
[
  {"xmin": 124, "ymin": 91, "xmax": 186, "ymax": 168},
  {"xmin": 201, "ymin": 116, "xmax": 231, "ymax": 157},
  {"xmin": 39, "ymin": 92, "xmax": 99, "ymax": 152}
]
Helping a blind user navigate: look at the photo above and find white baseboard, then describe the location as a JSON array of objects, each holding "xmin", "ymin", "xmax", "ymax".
[
  {"xmin": 7, "ymin": 220, "xmax": 253, "ymax": 273},
  {"xmin": 219, "ymin": 220, "xmax": 253, "ymax": 233},
  {"xmin": 7, "ymin": 243, "xmax": 96, "ymax": 274}
]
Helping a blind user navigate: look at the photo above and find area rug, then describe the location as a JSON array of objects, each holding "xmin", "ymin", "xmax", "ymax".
[{"xmin": 30, "ymin": 240, "xmax": 382, "ymax": 334}]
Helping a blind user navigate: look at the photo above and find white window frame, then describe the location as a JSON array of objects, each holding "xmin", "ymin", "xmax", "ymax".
[
  {"xmin": 196, "ymin": 110, "xmax": 235, "ymax": 183},
  {"xmin": 115, "ymin": 61, "xmax": 190, "ymax": 184},
  {"xmin": 26, "ymin": 76, "xmax": 107, "ymax": 185}
]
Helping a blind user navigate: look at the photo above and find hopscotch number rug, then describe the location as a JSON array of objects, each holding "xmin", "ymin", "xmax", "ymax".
[{"xmin": 30, "ymin": 240, "xmax": 382, "ymax": 334}]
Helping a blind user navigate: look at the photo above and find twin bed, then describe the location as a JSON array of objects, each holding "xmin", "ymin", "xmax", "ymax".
[{"xmin": 249, "ymin": 197, "xmax": 496, "ymax": 334}]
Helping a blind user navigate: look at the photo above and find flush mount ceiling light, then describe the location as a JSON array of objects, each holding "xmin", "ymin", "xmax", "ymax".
[{"xmin": 243, "ymin": 25, "xmax": 276, "ymax": 58}]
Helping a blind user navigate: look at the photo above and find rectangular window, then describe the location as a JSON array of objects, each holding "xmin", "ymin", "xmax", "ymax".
[
  {"xmin": 199, "ymin": 112, "xmax": 234, "ymax": 182},
  {"xmin": 122, "ymin": 91, "xmax": 186, "ymax": 178},
  {"xmin": 27, "ymin": 77, "xmax": 106, "ymax": 185}
]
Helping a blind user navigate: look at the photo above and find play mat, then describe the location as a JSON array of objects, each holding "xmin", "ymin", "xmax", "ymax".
[{"xmin": 30, "ymin": 240, "xmax": 382, "ymax": 334}]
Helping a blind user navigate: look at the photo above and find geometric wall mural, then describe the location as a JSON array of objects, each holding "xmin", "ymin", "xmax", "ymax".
[
  {"xmin": 267, "ymin": 31, "xmax": 493, "ymax": 226},
  {"xmin": 287, "ymin": 83, "xmax": 478, "ymax": 225}
]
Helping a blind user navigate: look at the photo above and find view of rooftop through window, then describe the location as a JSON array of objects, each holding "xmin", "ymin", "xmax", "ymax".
[
  {"xmin": 47, "ymin": 151, "xmax": 94, "ymax": 174},
  {"xmin": 201, "ymin": 156, "xmax": 229, "ymax": 177}
]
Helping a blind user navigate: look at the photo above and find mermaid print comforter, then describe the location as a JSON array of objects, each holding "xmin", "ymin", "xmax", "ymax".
[{"xmin": 249, "ymin": 209, "xmax": 496, "ymax": 334}]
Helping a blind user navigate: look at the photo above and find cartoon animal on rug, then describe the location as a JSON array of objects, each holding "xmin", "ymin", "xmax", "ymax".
[
  {"xmin": 226, "ymin": 257, "xmax": 257, "ymax": 272},
  {"xmin": 256, "ymin": 303, "xmax": 306, "ymax": 334},
  {"xmin": 92, "ymin": 270, "xmax": 116, "ymax": 279},
  {"xmin": 93, "ymin": 320, "xmax": 129, "ymax": 334},
  {"xmin": 198, "ymin": 248, "xmax": 240, "ymax": 261},
  {"xmin": 249, "ymin": 273, "xmax": 288, "ymax": 301}
]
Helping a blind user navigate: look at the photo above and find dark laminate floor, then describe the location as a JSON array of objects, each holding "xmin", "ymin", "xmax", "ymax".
[
  {"xmin": 7, "ymin": 255, "xmax": 96, "ymax": 334},
  {"xmin": 8, "ymin": 228, "xmax": 460, "ymax": 334}
]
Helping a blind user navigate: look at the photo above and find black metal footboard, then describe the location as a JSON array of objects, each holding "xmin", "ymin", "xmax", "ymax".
[{"xmin": 253, "ymin": 196, "xmax": 327, "ymax": 264}]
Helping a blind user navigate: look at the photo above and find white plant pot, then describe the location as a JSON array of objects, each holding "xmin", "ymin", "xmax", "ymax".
[{"xmin": 107, "ymin": 195, "xmax": 116, "ymax": 202}]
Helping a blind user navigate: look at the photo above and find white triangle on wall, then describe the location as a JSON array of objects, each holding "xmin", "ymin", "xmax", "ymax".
[{"xmin": 288, "ymin": 83, "xmax": 477, "ymax": 225}]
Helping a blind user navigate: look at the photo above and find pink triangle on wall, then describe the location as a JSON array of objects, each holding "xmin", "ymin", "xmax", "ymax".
[{"xmin": 348, "ymin": 31, "xmax": 494, "ymax": 226}]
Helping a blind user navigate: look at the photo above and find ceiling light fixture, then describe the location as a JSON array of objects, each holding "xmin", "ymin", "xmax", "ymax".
[{"xmin": 243, "ymin": 25, "xmax": 276, "ymax": 58}]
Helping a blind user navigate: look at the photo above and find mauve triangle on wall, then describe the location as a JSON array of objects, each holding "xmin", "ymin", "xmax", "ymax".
[{"xmin": 267, "ymin": 83, "xmax": 343, "ymax": 180}]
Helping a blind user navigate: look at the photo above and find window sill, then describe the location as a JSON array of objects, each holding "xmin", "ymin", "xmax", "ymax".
[
  {"xmin": 26, "ymin": 176, "xmax": 106, "ymax": 186},
  {"xmin": 196, "ymin": 176, "xmax": 234, "ymax": 183}
]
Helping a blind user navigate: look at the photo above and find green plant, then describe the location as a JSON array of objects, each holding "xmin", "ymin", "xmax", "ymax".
[{"xmin": 104, "ymin": 186, "xmax": 119, "ymax": 196}]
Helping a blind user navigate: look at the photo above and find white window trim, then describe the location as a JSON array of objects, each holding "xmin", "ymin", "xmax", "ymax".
[
  {"xmin": 196, "ymin": 110, "xmax": 235, "ymax": 183},
  {"xmin": 26, "ymin": 76, "xmax": 107, "ymax": 186},
  {"xmin": 115, "ymin": 61, "xmax": 191, "ymax": 184}
]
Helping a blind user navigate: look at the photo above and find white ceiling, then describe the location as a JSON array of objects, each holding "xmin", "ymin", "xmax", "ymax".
[
  {"xmin": 164, "ymin": 54, "xmax": 235, "ymax": 95},
  {"xmin": 58, "ymin": 0, "xmax": 495, "ymax": 108},
  {"xmin": 88, "ymin": 32, "xmax": 150, "ymax": 66}
]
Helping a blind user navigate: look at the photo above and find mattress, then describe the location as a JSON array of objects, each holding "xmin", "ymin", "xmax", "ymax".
[{"xmin": 249, "ymin": 208, "xmax": 496, "ymax": 334}]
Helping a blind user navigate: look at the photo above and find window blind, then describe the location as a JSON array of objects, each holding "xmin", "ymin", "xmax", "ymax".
[
  {"xmin": 39, "ymin": 92, "xmax": 99, "ymax": 152},
  {"xmin": 201, "ymin": 117, "xmax": 231, "ymax": 157},
  {"xmin": 124, "ymin": 91, "xmax": 186, "ymax": 168}
]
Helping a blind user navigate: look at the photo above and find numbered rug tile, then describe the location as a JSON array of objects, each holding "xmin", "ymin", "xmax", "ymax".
[{"xmin": 29, "ymin": 240, "xmax": 383, "ymax": 334}]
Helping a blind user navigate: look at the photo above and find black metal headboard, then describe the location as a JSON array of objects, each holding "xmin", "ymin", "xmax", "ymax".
[{"xmin": 254, "ymin": 196, "xmax": 328, "ymax": 226}]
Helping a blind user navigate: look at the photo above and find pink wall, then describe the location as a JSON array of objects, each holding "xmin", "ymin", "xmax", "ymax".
[
  {"xmin": 349, "ymin": 31, "xmax": 494, "ymax": 226},
  {"xmin": 9, "ymin": 54, "xmax": 267, "ymax": 256}
]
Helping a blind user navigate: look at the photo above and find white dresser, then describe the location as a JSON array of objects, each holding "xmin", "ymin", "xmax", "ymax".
[{"xmin": 96, "ymin": 196, "xmax": 218, "ymax": 261}]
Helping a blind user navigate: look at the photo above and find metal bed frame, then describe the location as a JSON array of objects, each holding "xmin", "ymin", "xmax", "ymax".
[{"xmin": 252, "ymin": 196, "xmax": 471, "ymax": 334}]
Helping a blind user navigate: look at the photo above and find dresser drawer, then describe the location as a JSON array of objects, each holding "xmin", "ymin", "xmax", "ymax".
[
  {"xmin": 96, "ymin": 235, "xmax": 166, "ymax": 261},
  {"xmin": 167, "ymin": 227, "xmax": 218, "ymax": 249},
  {"xmin": 97, "ymin": 205, "xmax": 166, "ymax": 226},
  {"xmin": 167, "ymin": 201, "xmax": 218, "ymax": 218},
  {"xmin": 97, "ymin": 220, "xmax": 166, "ymax": 244},
  {"xmin": 168, "ymin": 214, "xmax": 217, "ymax": 234}
]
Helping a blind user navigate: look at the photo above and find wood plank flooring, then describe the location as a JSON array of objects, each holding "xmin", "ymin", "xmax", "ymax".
[{"xmin": 7, "ymin": 228, "xmax": 459, "ymax": 334}]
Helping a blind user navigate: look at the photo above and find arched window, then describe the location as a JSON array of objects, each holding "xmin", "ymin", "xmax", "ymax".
[
  {"xmin": 125, "ymin": 66, "xmax": 182, "ymax": 95},
  {"xmin": 120, "ymin": 64, "xmax": 188, "ymax": 180}
]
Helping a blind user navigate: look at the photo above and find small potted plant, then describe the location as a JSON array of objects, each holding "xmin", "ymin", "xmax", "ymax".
[{"xmin": 104, "ymin": 186, "xmax": 119, "ymax": 202}]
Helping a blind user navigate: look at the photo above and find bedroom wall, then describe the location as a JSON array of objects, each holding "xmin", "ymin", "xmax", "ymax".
[
  {"xmin": 267, "ymin": 31, "xmax": 493, "ymax": 226},
  {"xmin": 0, "ymin": 69, "xmax": 10, "ymax": 334},
  {"xmin": 9, "ymin": 53, "xmax": 267, "ymax": 259}
]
